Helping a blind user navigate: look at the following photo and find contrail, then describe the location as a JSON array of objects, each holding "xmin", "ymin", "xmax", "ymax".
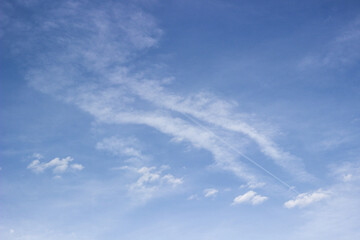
[{"xmin": 182, "ymin": 113, "xmax": 299, "ymax": 194}]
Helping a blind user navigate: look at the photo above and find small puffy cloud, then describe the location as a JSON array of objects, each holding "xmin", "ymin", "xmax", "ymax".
[
  {"xmin": 134, "ymin": 166, "xmax": 161, "ymax": 187},
  {"xmin": 27, "ymin": 155, "xmax": 83, "ymax": 174},
  {"xmin": 232, "ymin": 191, "xmax": 268, "ymax": 205},
  {"xmin": 119, "ymin": 165, "xmax": 183, "ymax": 202},
  {"xmin": 204, "ymin": 188, "xmax": 218, "ymax": 198},
  {"xmin": 132, "ymin": 166, "xmax": 183, "ymax": 189},
  {"xmin": 71, "ymin": 163, "xmax": 84, "ymax": 171},
  {"xmin": 162, "ymin": 174, "xmax": 183, "ymax": 186},
  {"xmin": 284, "ymin": 189, "xmax": 330, "ymax": 208}
]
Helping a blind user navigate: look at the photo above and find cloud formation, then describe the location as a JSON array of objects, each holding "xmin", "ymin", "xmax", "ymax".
[
  {"xmin": 204, "ymin": 188, "xmax": 219, "ymax": 198},
  {"xmin": 330, "ymin": 161, "xmax": 360, "ymax": 183},
  {"xmin": 126, "ymin": 80, "xmax": 312, "ymax": 182},
  {"xmin": 16, "ymin": 0, "xmax": 312, "ymax": 188},
  {"xmin": 284, "ymin": 189, "xmax": 330, "ymax": 208},
  {"xmin": 299, "ymin": 17, "xmax": 360, "ymax": 69},
  {"xmin": 232, "ymin": 190, "xmax": 268, "ymax": 205},
  {"xmin": 96, "ymin": 136, "xmax": 149, "ymax": 167},
  {"xmin": 119, "ymin": 165, "xmax": 183, "ymax": 203},
  {"xmin": 27, "ymin": 156, "xmax": 83, "ymax": 174},
  {"xmin": 290, "ymin": 161, "xmax": 360, "ymax": 239}
]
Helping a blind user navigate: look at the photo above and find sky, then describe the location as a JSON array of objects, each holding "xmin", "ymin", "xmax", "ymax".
[{"xmin": 1, "ymin": 0, "xmax": 360, "ymax": 239}]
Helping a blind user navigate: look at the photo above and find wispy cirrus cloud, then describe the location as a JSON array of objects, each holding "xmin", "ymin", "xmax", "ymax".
[
  {"xmin": 299, "ymin": 17, "xmax": 360, "ymax": 69},
  {"xmin": 96, "ymin": 136, "xmax": 148, "ymax": 167},
  {"xmin": 124, "ymin": 79, "xmax": 312, "ymax": 182},
  {"xmin": 15, "ymin": 0, "xmax": 311, "ymax": 189}
]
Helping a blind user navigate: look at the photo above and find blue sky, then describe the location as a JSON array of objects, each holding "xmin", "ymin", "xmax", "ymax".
[{"xmin": 1, "ymin": 0, "xmax": 360, "ymax": 239}]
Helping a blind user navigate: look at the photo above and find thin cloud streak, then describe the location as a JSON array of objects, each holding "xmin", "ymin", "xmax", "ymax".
[
  {"xmin": 125, "ymin": 79, "xmax": 312, "ymax": 182},
  {"xmin": 204, "ymin": 188, "xmax": 219, "ymax": 198}
]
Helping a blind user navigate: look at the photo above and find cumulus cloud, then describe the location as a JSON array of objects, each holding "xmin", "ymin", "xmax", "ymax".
[
  {"xmin": 232, "ymin": 190, "xmax": 268, "ymax": 205},
  {"xmin": 132, "ymin": 166, "xmax": 183, "ymax": 188},
  {"xmin": 162, "ymin": 174, "xmax": 183, "ymax": 185},
  {"xmin": 204, "ymin": 188, "xmax": 219, "ymax": 198},
  {"xmin": 284, "ymin": 189, "xmax": 330, "ymax": 208},
  {"xmin": 27, "ymin": 156, "xmax": 83, "ymax": 174},
  {"xmin": 70, "ymin": 163, "xmax": 84, "ymax": 171}
]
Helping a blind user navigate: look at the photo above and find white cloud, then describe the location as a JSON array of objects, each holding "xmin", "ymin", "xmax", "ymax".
[
  {"xmin": 284, "ymin": 189, "xmax": 330, "ymax": 208},
  {"xmin": 131, "ymin": 166, "xmax": 183, "ymax": 188},
  {"xmin": 96, "ymin": 136, "xmax": 146, "ymax": 164},
  {"xmin": 119, "ymin": 165, "xmax": 183, "ymax": 203},
  {"xmin": 162, "ymin": 174, "xmax": 183, "ymax": 186},
  {"xmin": 70, "ymin": 163, "xmax": 84, "ymax": 171},
  {"xmin": 204, "ymin": 188, "xmax": 218, "ymax": 198},
  {"xmin": 232, "ymin": 190, "xmax": 268, "ymax": 205},
  {"xmin": 27, "ymin": 156, "xmax": 83, "ymax": 174}
]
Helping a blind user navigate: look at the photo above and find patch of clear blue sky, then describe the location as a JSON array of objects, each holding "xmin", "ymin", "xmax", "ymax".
[{"xmin": 1, "ymin": 0, "xmax": 360, "ymax": 239}]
